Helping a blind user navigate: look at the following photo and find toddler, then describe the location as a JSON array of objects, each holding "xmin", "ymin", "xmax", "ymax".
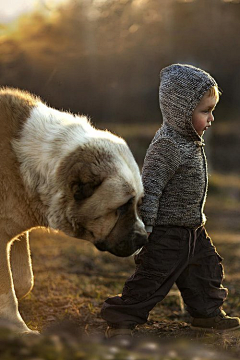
[{"xmin": 101, "ymin": 64, "xmax": 240, "ymax": 337}]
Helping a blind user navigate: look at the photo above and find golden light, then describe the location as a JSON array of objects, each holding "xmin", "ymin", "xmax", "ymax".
[
  {"xmin": 0, "ymin": 0, "xmax": 67, "ymax": 24},
  {"xmin": 177, "ymin": 0, "xmax": 195, "ymax": 3},
  {"xmin": 93, "ymin": 0, "xmax": 109, "ymax": 5},
  {"xmin": 129, "ymin": 24, "xmax": 139, "ymax": 33},
  {"xmin": 132, "ymin": 0, "xmax": 149, "ymax": 8},
  {"xmin": 0, "ymin": 0, "xmax": 34, "ymax": 23},
  {"xmin": 222, "ymin": 0, "xmax": 240, "ymax": 2}
]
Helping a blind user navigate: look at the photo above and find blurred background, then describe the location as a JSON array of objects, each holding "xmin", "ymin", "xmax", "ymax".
[
  {"xmin": 1, "ymin": 2, "xmax": 240, "ymax": 351},
  {"xmin": 0, "ymin": 0, "xmax": 240, "ymax": 170}
]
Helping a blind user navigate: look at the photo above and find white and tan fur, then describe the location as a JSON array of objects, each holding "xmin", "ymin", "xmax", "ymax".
[{"xmin": 0, "ymin": 88, "xmax": 147, "ymax": 334}]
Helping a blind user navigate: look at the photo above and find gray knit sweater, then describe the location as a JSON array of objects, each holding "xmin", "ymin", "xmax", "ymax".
[{"xmin": 140, "ymin": 64, "xmax": 218, "ymax": 229}]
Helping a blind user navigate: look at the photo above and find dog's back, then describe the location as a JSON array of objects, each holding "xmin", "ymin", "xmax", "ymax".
[
  {"xmin": 0, "ymin": 88, "xmax": 38, "ymax": 139},
  {"xmin": 0, "ymin": 89, "xmax": 40, "ymax": 230}
]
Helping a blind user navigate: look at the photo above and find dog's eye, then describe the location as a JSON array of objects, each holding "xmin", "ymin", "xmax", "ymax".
[
  {"xmin": 73, "ymin": 182, "xmax": 98, "ymax": 201},
  {"xmin": 117, "ymin": 197, "xmax": 134, "ymax": 214}
]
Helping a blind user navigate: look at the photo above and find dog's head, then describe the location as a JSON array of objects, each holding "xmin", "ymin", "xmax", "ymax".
[{"xmin": 49, "ymin": 134, "xmax": 148, "ymax": 257}]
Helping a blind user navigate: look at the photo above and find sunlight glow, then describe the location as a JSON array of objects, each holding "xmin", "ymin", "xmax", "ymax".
[
  {"xmin": 94, "ymin": 0, "xmax": 109, "ymax": 5},
  {"xmin": 129, "ymin": 24, "xmax": 139, "ymax": 33},
  {"xmin": 0, "ymin": 0, "xmax": 67, "ymax": 23},
  {"xmin": 132, "ymin": 0, "xmax": 149, "ymax": 7},
  {"xmin": 177, "ymin": 0, "xmax": 195, "ymax": 2},
  {"xmin": 222, "ymin": 0, "xmax": 240, "ymax": 2},
  {"xmin": 0, "ymin": 0, "xmax": 33, "ymax": 21}
]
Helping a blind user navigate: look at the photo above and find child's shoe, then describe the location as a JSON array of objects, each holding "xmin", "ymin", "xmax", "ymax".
[
  {"xmin": 105, "ymin": 326, "xmax": 133, "ymax": 347},
  {"xmin": 105, "ymin": 326, "xmax": 133, "ymax": 339},
  {"xmin": 191, "ymin": 310, "xmax": 240, "ymax": 331}
]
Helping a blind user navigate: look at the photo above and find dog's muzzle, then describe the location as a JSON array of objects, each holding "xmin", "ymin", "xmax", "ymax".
[
  {"xmin": 95, "ymin": 228, "xmax": 148, "ymax": 257},
  {"xmin": 95, "ymin": 241, "xmax": 108, "ymax": 252}
]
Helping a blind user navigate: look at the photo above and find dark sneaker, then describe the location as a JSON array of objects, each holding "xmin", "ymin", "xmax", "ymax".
[
  {"xmin": 105, "ymin": 326, "xmax": 133, "ymax": 339},
  {"xmin": 191, "ymin": 310, "xmax": 240, "ymax": 332},
  {"xmin": 105, "ymin": 327, "xmax": 133, "ymax": 347}
]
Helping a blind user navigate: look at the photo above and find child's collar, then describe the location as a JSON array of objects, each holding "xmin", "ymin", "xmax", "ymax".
[{"xmin": 194, "ymin": 139, "xmax": 205, "ymax": 147}]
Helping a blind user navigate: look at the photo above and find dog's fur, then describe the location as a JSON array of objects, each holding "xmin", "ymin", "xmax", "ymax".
[{"xmin": 0, "ymin": 88, "xmax": 147, "ymax": 333}]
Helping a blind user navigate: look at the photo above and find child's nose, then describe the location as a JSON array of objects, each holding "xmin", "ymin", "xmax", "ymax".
[{"xmin": 208, "ymin": 113, "xmax": 214, "ymax": 122}]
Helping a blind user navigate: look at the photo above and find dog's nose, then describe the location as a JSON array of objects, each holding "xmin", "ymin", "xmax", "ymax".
[
  {"xmin": 133, "ymin": 230, "xmax": 148, "ymax": 249},
  {"xmin": 95, "ymin": 240, "xmax": 107, "ymax": 252}
]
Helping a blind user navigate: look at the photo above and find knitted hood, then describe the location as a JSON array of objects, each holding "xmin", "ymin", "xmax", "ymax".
[{"xmin": 159, "ymin": 64, "xmax": 218, "ymax": 140}]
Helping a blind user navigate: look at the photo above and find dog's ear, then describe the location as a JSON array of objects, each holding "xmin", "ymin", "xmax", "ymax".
[
  {"xmin": 58, "ymin": 149, "xmax": 106, "ymax": 201},
  {"xmin": 72, "ymin": 180, "xmax": 101, "ymax": 201},
  {"xmin": 68, "ymin": 162, "xmax": 103, "ymax": 201}
]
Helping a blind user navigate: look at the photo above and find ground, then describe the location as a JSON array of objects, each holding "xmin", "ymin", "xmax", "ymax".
[
  {"xmin": 2, "ymin": 123, "xmax": 240, "ymax": 359},
  {"xmin": 6, "ymin": 171, "xmax": 238, "ymax": 360}
]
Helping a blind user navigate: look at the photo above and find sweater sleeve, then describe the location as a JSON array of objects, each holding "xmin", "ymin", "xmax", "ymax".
[{"xmin": 140, "ymin": 137, "xmax": 181, "ymax": 226}]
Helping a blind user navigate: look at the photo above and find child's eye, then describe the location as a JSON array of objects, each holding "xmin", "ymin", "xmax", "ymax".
[{"xmin": 203, "ymin": 109, "xmax": 214, "ymax": 114}]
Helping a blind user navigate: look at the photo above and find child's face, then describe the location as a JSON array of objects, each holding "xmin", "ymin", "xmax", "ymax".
[{"xmin": 192, "ymin": 92, "xmax": 218, "ymax": 136}]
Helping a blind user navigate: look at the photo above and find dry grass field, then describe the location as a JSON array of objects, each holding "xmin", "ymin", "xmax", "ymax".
[
  {"xmin": 1, "ymin": 123, "xmax": 240, "ymax": 359},
  {"xmin": 4, "ymin": 172, "xmax": 237, "ymax": 360}
]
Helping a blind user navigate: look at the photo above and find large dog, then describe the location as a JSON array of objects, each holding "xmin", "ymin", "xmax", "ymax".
[{"xmin": 0, "ymin": 88, "xmax": 147, "ymax": 334}]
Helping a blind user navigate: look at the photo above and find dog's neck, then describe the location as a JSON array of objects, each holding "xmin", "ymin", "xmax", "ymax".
[{"xmin": 12, "ymin": 103, "xmax": 92, "ymax": 196}]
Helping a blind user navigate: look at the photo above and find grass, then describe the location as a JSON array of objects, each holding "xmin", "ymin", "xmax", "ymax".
[
  {"xmin": 2, "ymin": 122, "xmax": 240, "ymax": 358},
  {"xmin": 11, "ymin": 170, "xmax": 240, "ymax": 359}
]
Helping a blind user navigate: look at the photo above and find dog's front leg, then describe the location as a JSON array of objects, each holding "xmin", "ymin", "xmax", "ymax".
[
  {"xmin": 0, "ymin": 233, "xmax": 35, "ymax": 334},
  {"xmin": 10, "ymin": 232, "xmax": 34, "ymax": 300}
]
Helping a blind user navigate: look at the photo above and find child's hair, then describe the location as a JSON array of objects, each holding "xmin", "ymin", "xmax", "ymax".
[{"xmin": 207, "ymin": 85, "xmax": 221, "ymax": 102}]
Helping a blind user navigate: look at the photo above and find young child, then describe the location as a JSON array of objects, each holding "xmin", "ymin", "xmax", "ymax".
[{"xmin": 101, "ymin": 64, "xmax": 240, "ymax": 337}]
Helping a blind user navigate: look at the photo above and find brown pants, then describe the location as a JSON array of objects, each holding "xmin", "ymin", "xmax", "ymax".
[{"xmin": 101, "ymin": 226, "xmax": 228, "ymax": 329}]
